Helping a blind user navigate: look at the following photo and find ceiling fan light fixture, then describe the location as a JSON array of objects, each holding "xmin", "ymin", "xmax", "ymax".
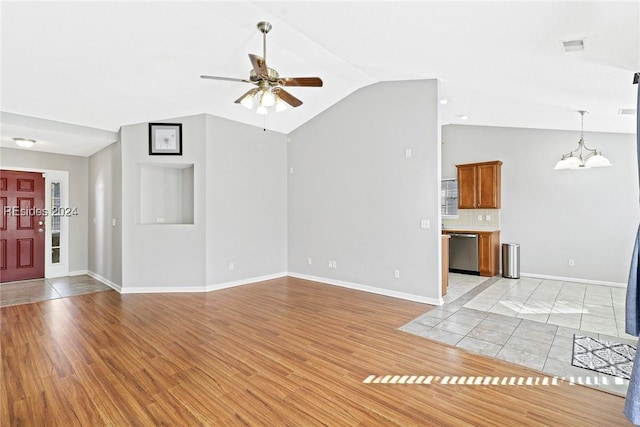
[
  {"xmin": 275, "ymin": 97, "xmax": 287, "ymax": 113},
  {"xmin": 240, "ymin": 94, "xmax": 254, "ymax": 109},
  {"xmin": 260, "ymin": 89, "xmax": 276, "ymax": 107},
  {"xmin": 200, "ymin": 21, "xmax": 323, "ymax": 115}
]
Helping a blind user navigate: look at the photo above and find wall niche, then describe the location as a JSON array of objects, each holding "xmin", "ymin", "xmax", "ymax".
[{"xmin": 137, "ymin": 163, "xmax": 194, "ymax": 225}]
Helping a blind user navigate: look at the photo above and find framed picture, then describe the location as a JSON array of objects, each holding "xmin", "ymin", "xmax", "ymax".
[{"xmin": 149, "ymin": 123, "xmax": 182, "ymax": 155}]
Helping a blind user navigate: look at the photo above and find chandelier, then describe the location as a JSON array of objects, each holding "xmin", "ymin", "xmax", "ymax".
[{"xmin": 554, "ymin": 110, "xmax": 611, "ymax": 169}]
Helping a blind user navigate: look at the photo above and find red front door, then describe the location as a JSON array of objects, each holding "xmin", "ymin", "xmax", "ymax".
[{"xmin": 1, "ymin": 170, "xmax": 46, "ymax": 283}]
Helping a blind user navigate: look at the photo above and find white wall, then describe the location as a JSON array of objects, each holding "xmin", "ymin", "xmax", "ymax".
[
  {"xmin": 0, "ymin": 147, "xmax": 89, "ymax": 273},
  {"xmin": 205, "ymin": 115, "xmax": 288, "ymax": 287},
  {"xmin": 118, "ymin": 113, "xmax": 288, "ymax": 291},
  {"xmin": 288, "ymin": 80, "xmax": 442, "ymax": 303},
  {"xmin": 442, "ymin": 124, "xmax": 639, "ymax": 285},
  {"xmin": 120, "ymin": 115, "xmax": 207, "ymax": 290},
  {"xmin": 88, "ymin": 137, "xmax": 122, "ymax": 286}
]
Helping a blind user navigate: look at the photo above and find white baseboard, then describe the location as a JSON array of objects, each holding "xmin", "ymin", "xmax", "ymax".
[
  {"xmin": 520, "ymin": 272, "xmax": 627, "ymax": 288},
  {"xmin": 206, "ymin": 272, "xmax": 288, "ymax": 292},
  {"xmin": 86, "ymin": 270, "xmax": 442, "ymax": 304},
  {"xmin": 110, "ymin": 272, "xmax": 288, "ymax": 294},
  {"xmin": 287, "ymin": 272, "xmax": 442, "ymax": 305},
  {"xmin": 68, "ymin": 269, "xmax": 88, "ymax": 277},
  {"xmin": 87, "ymin": 271, "xmax": 122, "ymax": 293},
  {"xmin": 120, "ymin": 285, "xmax": 206, "ymax": 294}
]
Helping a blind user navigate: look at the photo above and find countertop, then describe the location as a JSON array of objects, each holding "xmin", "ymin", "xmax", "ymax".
[{"xmin": 442, "ymin": 227, "xmax": 500, "ymax": 233}]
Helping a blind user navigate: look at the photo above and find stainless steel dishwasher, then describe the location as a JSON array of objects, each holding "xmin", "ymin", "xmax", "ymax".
[{"xmin": 449, "ymin": 233, "xmax": 480, "ymax": 274}]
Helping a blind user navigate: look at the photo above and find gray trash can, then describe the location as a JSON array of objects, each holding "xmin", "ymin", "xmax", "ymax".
[{"xmin": 502, "ymin": 243, "xmax": 520, "ymax": 279}]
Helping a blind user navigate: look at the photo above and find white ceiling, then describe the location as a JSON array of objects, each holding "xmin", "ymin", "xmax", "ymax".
[{"xmin": 1, "ymin": 1, "xmax": 638, "ymax": 157}]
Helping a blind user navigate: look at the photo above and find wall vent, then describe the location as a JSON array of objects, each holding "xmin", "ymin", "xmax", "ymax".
[{"xmin": 561, "ymin": 39, "xmax": 585, "ymax": 52}]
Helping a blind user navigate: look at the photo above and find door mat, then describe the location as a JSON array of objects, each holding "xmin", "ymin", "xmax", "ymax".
[{"xmin": 572, "ymin": 335, "xmax": 636, "ymax": 380}]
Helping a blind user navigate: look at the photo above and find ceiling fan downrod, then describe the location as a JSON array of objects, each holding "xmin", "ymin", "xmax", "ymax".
[{"xmin": 257, "ymin": 21, "xmax": 272, "ymax": 64}]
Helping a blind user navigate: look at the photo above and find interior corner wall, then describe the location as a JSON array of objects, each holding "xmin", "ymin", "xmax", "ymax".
[
  {"xmin": 442, "ymin": 124, "xmax": 640, "ymax": 284},
  {"xmin": 0, "ymin": 147, "xmax": 89, "ymax": 273},
  {"xmin": 120, "ymin": 114, "xmax": 207, "ymax": 290},
  {"xmin": 204, "ymin": 115, "xmax": 288, "ymax": 287},
  {"xmin": 88, "ymin": 136, "xmax": 122, "ymax": 287},
  {"xmin": 287, "ymin": 80, "xmax": 441, "ymax": 302},
  {"xmin": 118, "ymin": 113, "xmax": 287, "ymax": 292}
]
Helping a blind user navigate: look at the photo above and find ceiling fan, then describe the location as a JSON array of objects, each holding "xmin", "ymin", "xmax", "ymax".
[{"xmin": 200, "ymin": 21, "xmax": 323, "ymax": 114}]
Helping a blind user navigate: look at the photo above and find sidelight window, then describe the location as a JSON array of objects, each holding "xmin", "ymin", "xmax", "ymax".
[{"xmin": 51, "ymin": 182, "xmax": 61, "ymax": 264}]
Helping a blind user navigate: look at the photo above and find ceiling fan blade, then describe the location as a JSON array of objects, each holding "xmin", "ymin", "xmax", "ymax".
[
  {"xmin": 234, "ymin": 88, "xmax": 259, "ymax": 104},
  {"xmin": 200, "ymin": 75, "xmax": 251, "ymax": 83},
  {"xmin": 281, "ymin": 77, "xmax": 323, "ymax": 87},
  {"xmin": 249, "ymin": 54, "xmax": 268, "ymax": 77},
  {"xmin": 277, "ymin": 89, "xmax": 303, "ymax": 107}
]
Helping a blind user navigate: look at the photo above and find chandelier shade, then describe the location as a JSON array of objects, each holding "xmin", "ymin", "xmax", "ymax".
[{"xmin": 554, "ymin": 111, "xmax": 611, "ymax": 170}]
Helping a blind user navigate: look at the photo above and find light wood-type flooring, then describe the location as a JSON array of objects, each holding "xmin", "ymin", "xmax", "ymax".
[{"xmin": 1, "ymin": 276, "xmax": 629, "ymax": 426}]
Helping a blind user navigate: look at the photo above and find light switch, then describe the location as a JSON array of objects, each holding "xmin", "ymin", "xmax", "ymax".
[
  {"xmin": 421, "ymin": 219, "xmax": 430, "ymax": 229},
  {"xmin": 405, "ymin": 148, "xmax": 412, "ymax": 158},
  {"xmin": 112, "ymin": 219, "xmax": 117, "ymax": 226}
]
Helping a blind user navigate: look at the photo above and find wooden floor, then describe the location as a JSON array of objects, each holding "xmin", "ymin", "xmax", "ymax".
[{"xmin": 1, "ymin": 276, "xmax": 629, "ymax": 426}]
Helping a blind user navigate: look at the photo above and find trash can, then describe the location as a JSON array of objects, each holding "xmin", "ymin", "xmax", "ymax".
[{"xmin": 502, "ymin": 243, "xmax": 520, "ymax": 279}]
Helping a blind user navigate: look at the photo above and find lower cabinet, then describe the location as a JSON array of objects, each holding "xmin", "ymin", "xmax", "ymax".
[{"xmin": 478, "ymin": 231, "xmax": 500, "ymax": 277}]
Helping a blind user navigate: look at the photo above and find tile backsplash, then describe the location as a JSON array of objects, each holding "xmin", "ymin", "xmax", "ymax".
[{"xmin": 443, "ymin": 209, "xmax": 500, "ymax": 229}]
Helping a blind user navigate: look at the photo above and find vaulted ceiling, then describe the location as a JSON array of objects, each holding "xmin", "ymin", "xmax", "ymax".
[{"xmin": 1, "ymin": 1, "xmax": 638, "ymax": 156}]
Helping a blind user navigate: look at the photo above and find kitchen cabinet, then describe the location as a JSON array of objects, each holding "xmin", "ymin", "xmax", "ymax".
[
  {"xmin": 442, "ymin": 229, "xmax": 500, "ymax": 277},
  {"xmin": 478, "ymin": 231, "xmax": 500, "ymax": 277},
  {"xmin": 456, "ymin": 161, "xmax": 502, "ymax": 209}
]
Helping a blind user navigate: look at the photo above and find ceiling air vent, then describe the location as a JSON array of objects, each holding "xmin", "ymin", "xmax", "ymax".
[
  {"xmin": 561, "ymin": 39, "xmax": 585, "ymax": 52},
  {"xmin": 618, "ymin": 108, "xmax": 637, "ymax": 115}
]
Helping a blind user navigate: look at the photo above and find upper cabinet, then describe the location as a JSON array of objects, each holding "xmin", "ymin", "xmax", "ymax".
[{"xmin": 456, "ymin": 160, "xmax": 502, "ymax": 209}]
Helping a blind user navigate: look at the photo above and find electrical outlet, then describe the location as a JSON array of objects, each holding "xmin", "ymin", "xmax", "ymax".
[
  {"xmin": 421, "ymin": 219, "xmax": 430, "ymax": 229},
  {"xmin": 157, "ymin": 217, "xmax": 165, "ymax": 223},
  {"xmin": 485, "ymin": 215, "xmax": 491, "ymax": 221},
  {"xmin": 568, "ymin": 259, "xmax": 575, "ymax": 267},
  {"xmin": 394, "ymin": 269, "xmax": 400, "ymax": 279},
  {"xmin": 289, "ymin": 167, "xmax": 294, "ymax": 174},
  {"xmin": 307, "ymin": 258, "xmax": 312, "ymax": 265},
  {"xmin": 405, "ymin": 148, "xmax": 412, "ymax": 158},
  {"xmin": 328, "ymin": 260, "xmax": 333, "ymax": 268},
  {"xmin": 477, "ymin": 215, "xmax": 483, "ymax": 221},
  {"xmin": 332, "ymin": 260, "xmax": 337, "ymax": 269},
  {"xmin": 229, "ymin": 262, "xmax": 234, "ymax": 270}
]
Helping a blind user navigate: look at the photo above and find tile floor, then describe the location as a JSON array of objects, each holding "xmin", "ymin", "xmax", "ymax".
[
  {"xmin": 0, "ymin": 275, "xmax": 112, "ymax": 307},
  {"xmin": 401, "ymin": 273, "xmax": 638, "ymax": 396},
  {"xmin": 464, "ymin": 276, "xmax": 634, "ymax": 340}
]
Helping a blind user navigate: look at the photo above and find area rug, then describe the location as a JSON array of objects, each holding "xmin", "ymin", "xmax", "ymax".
[{"xmin": 572, "ymin": 335, "xmax": 636, "ymax": 380}]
